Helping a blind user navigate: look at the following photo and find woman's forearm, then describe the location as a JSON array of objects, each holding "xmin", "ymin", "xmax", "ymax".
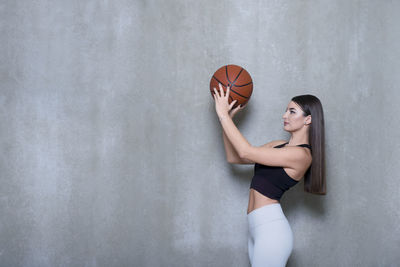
[
  {"xmin": 218, "ymin": 114, "xmax": 251, "ymax": 158},
  {"xmin": 222, "ymin": 128, "xmax": 242, "ymax": 162}
]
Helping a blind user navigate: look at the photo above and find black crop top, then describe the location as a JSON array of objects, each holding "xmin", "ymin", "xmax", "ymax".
[{"xmin": 249, "ymin": 142, "xmax": 312, "ymax": 202}]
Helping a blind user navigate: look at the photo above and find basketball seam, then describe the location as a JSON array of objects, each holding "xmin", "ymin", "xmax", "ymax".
[
  {"xmin": 226, "ymin": 65, "xmax": 252, "ymax": 87},
  {"xmin": 231, "ymin": 68, "xmax": 244, "ymax": 85},
  {"xmin": 225, "ymin": 66, "xmax": 251, "ymax": 99},
  {"xmin": 233, "ymin": 81, "xmax": 253, "ymax": 87},
  {"xmin": 212, "ymin": 76, "xmax": 227, "ymax": 87},
  {"xmin": 225, "ymin": 65, "xmax": 232, "ymax": 84},
  {"xmin": 212, "ymin": 76, "xmax": 250, "ymax": 99},
  {"xmin": 229, "ymin": 88, "xmax": 250, "ymax": 99}
]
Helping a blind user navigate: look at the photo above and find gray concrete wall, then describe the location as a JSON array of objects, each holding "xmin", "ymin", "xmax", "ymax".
[{"xmin": 1, "ymin": 0, "xmax": 399, "ymax": 266}]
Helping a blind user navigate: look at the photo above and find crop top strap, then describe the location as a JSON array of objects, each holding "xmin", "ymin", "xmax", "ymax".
[
  {"xmin": 273, "ymin": 142, "xmax": 289, "ymax": 148},
  {"xmin": 297, "ymin": 144, "xmax": 312, "ymax": 150},
  {"xmin": 274, "ymin": 142, "xmax": 312, "ymax": 150}
]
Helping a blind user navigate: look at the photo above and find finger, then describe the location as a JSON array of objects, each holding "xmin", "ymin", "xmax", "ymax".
[
  {"xmin": 218, "ymin": 83, "xmax": 224, "ymax": 97},
  {"xmin": 229, "ymin": 100, "xmax": 237, "ymax": 109},
  {"xmin": 213, "ymin": 87, "xmax": 219, "ymax": 98},
  {"xmin": 233, "ymin": 104, "xmax": 240, "ymax": 110},
  {"xmin": 226, "ymin": 86, "xmax": 230, "ymax": 98}
]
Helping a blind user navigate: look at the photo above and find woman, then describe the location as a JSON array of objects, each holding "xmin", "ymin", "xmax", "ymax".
[{"xmin": 213, "ymin": 83, "xmax": 326, "ymax": 267}]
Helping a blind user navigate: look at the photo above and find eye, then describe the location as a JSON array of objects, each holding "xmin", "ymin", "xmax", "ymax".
[{"xmin": 290, "ymin": 111, "xmax": 295, "ymax": 114}]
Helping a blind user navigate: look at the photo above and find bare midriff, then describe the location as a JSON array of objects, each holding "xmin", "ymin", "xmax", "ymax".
[
  {"xmin": 246, "ymin": 144, "xmax": 310, "ymax": 215},
  {"xmin": 247, "ymin": 189, "xmax": 279, "ymax": 214}
]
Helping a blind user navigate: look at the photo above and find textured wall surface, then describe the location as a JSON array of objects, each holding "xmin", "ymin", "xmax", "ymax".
[{"xmin": 1, "ymin": 0, "xmax": 400, "ymax": 266}]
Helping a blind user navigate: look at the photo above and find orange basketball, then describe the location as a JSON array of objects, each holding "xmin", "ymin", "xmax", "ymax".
[{"xmin": 210, "ymin": 64, "xmax": 253, "ymax": 109}]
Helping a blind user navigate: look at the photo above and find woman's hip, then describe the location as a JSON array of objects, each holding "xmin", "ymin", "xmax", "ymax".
[
  {"xmin": 247, "ymin": 203, "xmax": 288, "ymax": 228},
  {"xmin": 247, "ymin": 203, "xmax": 293, "ymax": 243}
]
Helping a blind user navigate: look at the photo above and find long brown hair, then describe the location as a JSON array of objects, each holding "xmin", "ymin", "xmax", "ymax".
[{"xmin": 291, "ymin": 94, "xmax": 326, "ymax": 195}]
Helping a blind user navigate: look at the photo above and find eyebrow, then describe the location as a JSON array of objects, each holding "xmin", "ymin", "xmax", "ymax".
[{"xmin": 286, "ymin": 108, "xmax": 296, "ymax": 111}]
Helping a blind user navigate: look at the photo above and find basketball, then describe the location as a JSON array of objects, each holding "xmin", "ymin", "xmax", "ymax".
[{"xmin": 210, "ymin": 64, "xmax": 253, "ymax": 109}]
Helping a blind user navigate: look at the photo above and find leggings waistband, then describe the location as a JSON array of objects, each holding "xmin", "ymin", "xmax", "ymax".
[{"xmin": 247, "ymin": 203, "xmax": 287, "ymax": 229}]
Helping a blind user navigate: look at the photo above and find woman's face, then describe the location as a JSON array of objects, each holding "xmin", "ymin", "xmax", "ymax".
[{"xmin": 282, "ymin": 101, "xmax": 309, "ymax": 130}]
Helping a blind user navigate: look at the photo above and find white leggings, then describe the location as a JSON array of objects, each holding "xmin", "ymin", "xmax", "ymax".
[{"xmin": 247, "ymin": 203, "xmax": 294, "ymax": 267}]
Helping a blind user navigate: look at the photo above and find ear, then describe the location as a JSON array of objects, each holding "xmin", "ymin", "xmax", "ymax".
[{"xmin": 306, "ymin": 115, "xmax": 312, "ymax": 124}]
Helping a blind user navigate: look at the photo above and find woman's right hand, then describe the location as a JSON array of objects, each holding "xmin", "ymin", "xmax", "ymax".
[{"xmin": 229, "ymin": 102, "xmax": 247, "ymax": 118}]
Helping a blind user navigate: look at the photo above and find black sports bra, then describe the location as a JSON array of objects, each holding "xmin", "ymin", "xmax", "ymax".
[{"xmin": 249, "ymin": 142, "xmax": 312, "ymax": 202}]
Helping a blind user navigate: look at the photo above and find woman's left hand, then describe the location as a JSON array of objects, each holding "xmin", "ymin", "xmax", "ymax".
[{"xmin": 213, "ymin": 83, "xmax": 237, "ymax": 119}]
